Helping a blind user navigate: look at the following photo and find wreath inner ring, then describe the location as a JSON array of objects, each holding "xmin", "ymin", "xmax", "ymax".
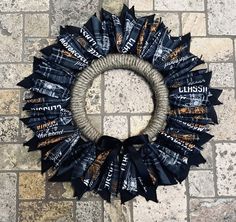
[{"xmin": 71, "ymin": 54, "xmax": 169, "ymax": 141}]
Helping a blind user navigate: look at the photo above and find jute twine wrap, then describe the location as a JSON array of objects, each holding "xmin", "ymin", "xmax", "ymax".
[{"xmin": 71, "ymin": 54, "xmax": 169, "ymax": 142}]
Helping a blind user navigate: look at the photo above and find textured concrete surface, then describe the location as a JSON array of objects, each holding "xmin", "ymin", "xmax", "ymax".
[{"xmin": 0, "ymin": 0, "xmax": 235, "ymax": 221}]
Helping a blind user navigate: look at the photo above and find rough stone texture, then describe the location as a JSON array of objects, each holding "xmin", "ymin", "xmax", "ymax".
[
  {"xmin": 210, "ymin": 89, "xmax": 236, "ymax": 140},
  {"xmin": 81, "ymin": 191, "xmax": 101, "ymax": 200},
  {"xmin": 182, "ymin": 13, "xmax": 206, "ymax": 36},
  {"xmin": 0, "ymin": 144, "xmax": 40, "ymax": 170},
  {"xmin": 129, "ymin": 0, "xmax": 153, "ymax": 11},
  {"xmin": 103, "ymin": 115, "xmax": 128, "ymax": 139},
  {"xmin": 188, "ymin": 170, "xmax": 215, "ymax": 197},
  {"xmin": 104, "ymin": 200, "xmax": 132, "ymax": 222},
  {"xmin": 235, "ymin": 38, "xmax": 236, "ymax": 60},
  {"xmin": 190, "ymin": 198, "xmax": 236, "ymax": 222},
  {"xmin": 192, "ymin": 142, "xmax": 214, "ymax": 169},
  {"xmin": 154, "ymin": 0, "xmax": 204, "ymax": 11},
  {"xmin": 0, "ymin": 0, "xmax": 49, "ymax": 12},
  {"xmin": 76, "ymin": 200, "xmax": 103, "ymax": 222},
  {"xmin": 190, "ymin": 38, "xmax": 233, "ymax": 62},
  {"xmin": 19, "ymin": 172, "xmax": 46, "ymax": 199},
  {"xmin": 18, "ymin": 201, "xmax": 74, "ymax": 222},
  {"xmin": 208, "ymin": 0, "xmax": 236, "ymax": 35},
  {"xmin": 215, "ymin": 143, "xmax": 236, "ymax": 196},
  {"xmin": 0, "ymin": 14, "xmax": 22, "ymax": 62},
  {"xmin": 104, "ymin": 69, "xmax": 153, "ymax": 113},
  {"xmin": 103, "ymin": 0, "xmax": 125, "ymax": 14},
  {"xmin": 51, "ymin": 0, "xmax": 100, "ymax": 36},
  {"xmin": 0, "ymin": 64, "xmax": 32, "ymax": 88},
  {"xmin": 0, "ymin": 90, "xmax": 20, "ymax": 115},
  {"xmin": 85, "ymin": 76, "xmax": 101, "ymax": 114},
  {"xmin": 130, "ymin": 115, "xmax": 151, "ymax": 136},
  {"xmin": 137, "ymin": 12, "xmax": 180, "ymax": 35},
  {"xmin": 0, "ymin": 117, "xmax": 19, "ymax": 142},
  {"xmin": 25, "ymin": 13, "xmax": 49, "ymax": 37},
  {"xmin": 0, "ymin": 173, "xmax": 16, "ymax": 222},
  {"xmin": 21, "ymin": 122, "xmax": 34, "ymax": 142},
  {"xmin": 209, "ymin": 63, "xmax": 235, "ymax": 87},
  {"xmin": 156, "ymin": 13, "xmax": 180, "ymax": 36},
  {"xmin": 133, "ymin": 184, "xmax": 187, "ymax": 222},
  {"xmin": 47, "ymin": 182, "xmax": 74, "ymax": 199},
  {"xmin": 24, "ymin": 38, "xmax": 55, "ymax": 62}
]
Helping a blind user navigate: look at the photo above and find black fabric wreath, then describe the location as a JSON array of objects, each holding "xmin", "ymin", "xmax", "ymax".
[{"xmin": 18, "ymin": 5, "xmax": 222, "ymax": 203}]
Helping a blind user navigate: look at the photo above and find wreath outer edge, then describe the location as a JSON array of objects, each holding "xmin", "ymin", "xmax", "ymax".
[{"xmin": 17, "ymin": 4, "xmax": 222, "ymax": 204}]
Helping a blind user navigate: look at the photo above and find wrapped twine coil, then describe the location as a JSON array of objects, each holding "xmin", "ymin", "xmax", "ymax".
[{"xmin": 71, "ymin": 54, "xmax": 169, "ymax": 141}]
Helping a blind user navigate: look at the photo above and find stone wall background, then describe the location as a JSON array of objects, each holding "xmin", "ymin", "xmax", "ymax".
[{"xmin": 0, "ymin": 0, "xmax": 235, "ymax": 221}]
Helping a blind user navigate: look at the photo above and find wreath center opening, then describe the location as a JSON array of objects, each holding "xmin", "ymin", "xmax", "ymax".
[{"xmin": 85, "ymin": 68, "xmax": 154, "ymax": 140}]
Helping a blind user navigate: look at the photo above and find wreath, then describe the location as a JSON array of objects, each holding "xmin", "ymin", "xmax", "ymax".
[{"xmin": 18, "ymin": 5, "xmax": 222, "ymax": 203}]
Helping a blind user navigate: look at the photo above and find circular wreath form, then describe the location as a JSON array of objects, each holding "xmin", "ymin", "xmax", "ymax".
[
  {"xmin": 18, "ymin": 5, "xmax": 222, "ymax": 203},
  {"xmin": 71, "ymin": 54, "xmax": 169, "ymax": 141}
]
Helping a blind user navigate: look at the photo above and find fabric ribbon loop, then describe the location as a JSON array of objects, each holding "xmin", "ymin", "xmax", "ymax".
[
  {"xmin": 97, "ymin": 134, "xmax": 157, "ymax": 202},
  {"xmin": 97, "ymin": 135, "xmax": 122, "ymax": 152},
  {"xmin": 122, "ymin": 134, "xmax": 153, "ymax": 187},
  {"xmin": 97, "ymin": 135, "xmax": 154, "ymax": 186},
  {"xmin": 97, "ymin": 134, "xmax": 149, "ymax": 151}
]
